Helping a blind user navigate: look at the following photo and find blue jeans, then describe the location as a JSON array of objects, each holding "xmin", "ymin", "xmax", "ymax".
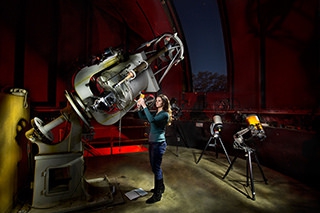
[{"xmin": 149, "ymin": 141, "xmax": 167, "ymax": 180}]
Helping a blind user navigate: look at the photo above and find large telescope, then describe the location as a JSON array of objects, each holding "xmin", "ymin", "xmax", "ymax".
[
  {"xmin": 24, "ymin": 33, "xmax": 184, "ymax": 210},
  {"xmin": 26, "ymin": 33, "xmax": 184, "ymax": 144}
]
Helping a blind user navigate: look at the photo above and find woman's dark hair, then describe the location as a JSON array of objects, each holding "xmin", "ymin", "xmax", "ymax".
[{"xmin": 158, "ymin": 94, "xmax": 172, "ymax": 125}]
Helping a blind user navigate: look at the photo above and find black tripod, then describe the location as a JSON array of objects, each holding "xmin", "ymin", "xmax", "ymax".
[
  {"xmin": 172, "ymin": 121, "xmax": 189, "ymax": 157},
  {"xmin": 196, "ymin": 133, "xmax": 231, "ymax": 164},
  {"xmin": 222, "ymin": 144, "xmax": 268, "ymax": 200}
]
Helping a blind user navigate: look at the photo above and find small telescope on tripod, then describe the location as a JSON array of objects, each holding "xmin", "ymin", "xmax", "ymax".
[
  {"xmin": 223, "ymin": 114, "xmax": 268, "ymax": 200},
  {"xmin": 196, "ymin": 115, "xmax": 231, "ymax": 164}
]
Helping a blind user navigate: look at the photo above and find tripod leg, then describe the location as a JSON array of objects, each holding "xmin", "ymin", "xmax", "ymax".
[
  {"xmin": 196, "ymin": 137, "xmax": 213, "ymax": 164},
  {"xmin": 214, "ymin": 138, "xmax": 218, "ymax": 159},
  {"xmin": 247, "ymin": 151, "xmax": 255, "ymax": 200},
  {"xmin": 246, "ymin": 152, "xmax": 249, "ymax": 186},
  {"xmin": 176, "ymin": 141, "xmax": 179, "ymax": 157},
  {"xmin": 222, "ymin": 155, "xmax": 238, "ymax": 179},
  {"xmin": 253, "ymin": 150, "xmax": 268, "ymax": 184},
  {"xmin": 176, "ymin": 123, "xmax": 189, "ymax": 148},
  {"xmin": 174, "ymin": 124, "xmax": 180, "ymax": 157},
  {"xmin": 218, "ymin": 137, "xmax": 231, "ymax": 164}
]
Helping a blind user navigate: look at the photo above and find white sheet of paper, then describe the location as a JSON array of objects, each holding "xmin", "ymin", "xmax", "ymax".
[{"xmin": 125, "ymin": 188, "xmax": 148, "ymax": 200}]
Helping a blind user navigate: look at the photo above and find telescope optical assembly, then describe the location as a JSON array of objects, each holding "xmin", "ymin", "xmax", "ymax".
[
  {"xmin": 71, "ymin": 33, "xmax": 184, "ymax": 126},
  {"xmin": 233, "ymin": 114, "xmax": 266, "ymax": 150},
  {"xmin": 210, "ymin": 115, "xmax": 223, "ymax": 138}
]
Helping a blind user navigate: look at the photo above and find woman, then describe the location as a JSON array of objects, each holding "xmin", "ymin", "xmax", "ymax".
[{"xmin": 137, "ymin": 94, "xmax": 172, "ymax": 204}]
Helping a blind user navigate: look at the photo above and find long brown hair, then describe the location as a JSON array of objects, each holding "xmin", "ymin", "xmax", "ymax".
[{"xmin": 158, "ymin": 94, "xmax": 172, "ymax": 125}]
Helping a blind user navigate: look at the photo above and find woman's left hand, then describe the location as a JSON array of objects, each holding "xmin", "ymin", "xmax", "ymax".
[{"xmin": 137, "ymin": 98, "xmax": 147, "ymax": 108}]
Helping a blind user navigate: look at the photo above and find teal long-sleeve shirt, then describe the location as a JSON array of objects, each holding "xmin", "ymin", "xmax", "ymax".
[{"xmin": 138, "ymin": 107, "xmax": 169, "ymax": 143}]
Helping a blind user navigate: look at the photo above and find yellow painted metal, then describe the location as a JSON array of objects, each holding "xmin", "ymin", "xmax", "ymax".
[
  {"xmin": 0, "ymin": 91, "xmax": 30, "ymax": 213},
  {"xmin": 246, "ymin": 114, "xmax": 263, "ymax": 130}
]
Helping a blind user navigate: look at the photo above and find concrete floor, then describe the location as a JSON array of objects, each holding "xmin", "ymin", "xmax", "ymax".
[{"xmin": 81, "ymin": 145, "xmax": 320, "ymax": 213}]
